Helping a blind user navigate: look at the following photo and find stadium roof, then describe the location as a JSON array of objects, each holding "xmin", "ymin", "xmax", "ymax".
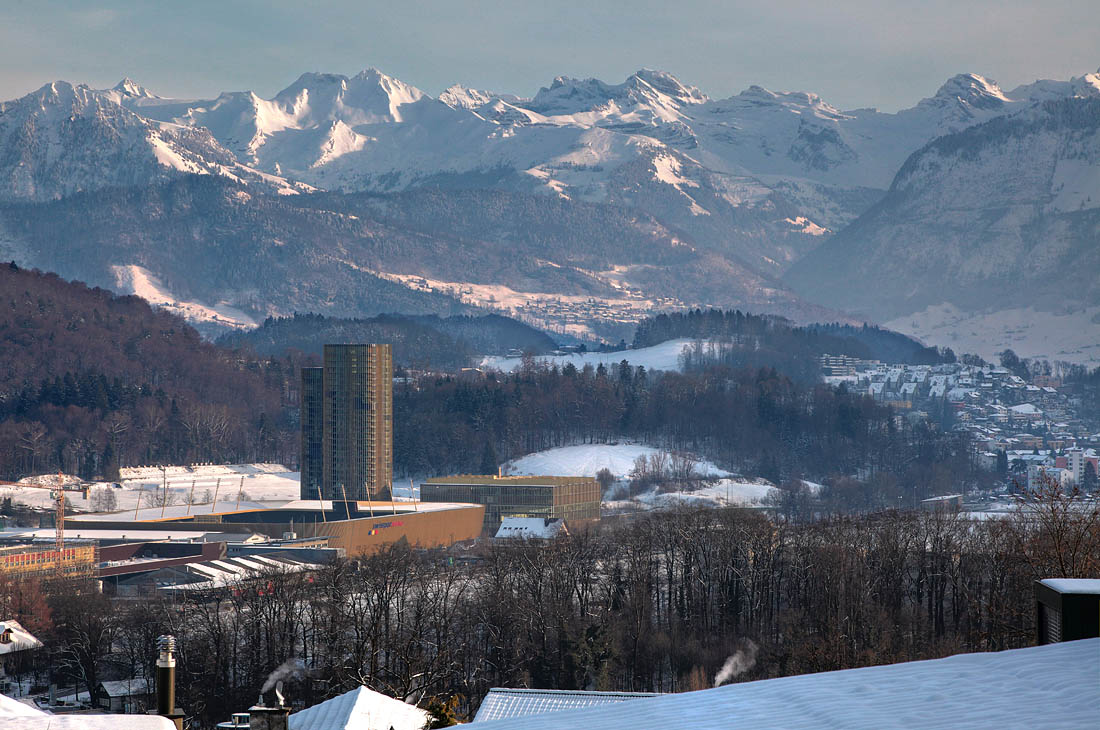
[{"xmin": 471, "ymin": 639, "xmax": 1099, "ymax": 730}]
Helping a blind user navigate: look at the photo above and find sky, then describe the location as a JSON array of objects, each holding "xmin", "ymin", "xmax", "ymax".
[{"xmin": 1, "ymin": 0, "xmax": 1097, "ymax": 111}]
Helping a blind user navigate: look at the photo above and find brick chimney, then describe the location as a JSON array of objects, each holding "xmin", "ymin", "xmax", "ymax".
[{"xmin": 249, "ymin": 683, "xmax": 290, "ymax": 730}]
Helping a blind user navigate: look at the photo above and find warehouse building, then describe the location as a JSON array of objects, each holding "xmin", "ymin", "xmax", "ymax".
[
  {"xmin": 65, "ymin": 500, "xmax": 484, "ymax": 557},
  {"xmin": 420, "ymin": 475, "xmax": 599, "ymax": 535}
]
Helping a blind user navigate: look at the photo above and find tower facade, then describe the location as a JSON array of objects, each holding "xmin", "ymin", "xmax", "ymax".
[{"xmin": 300, "ymin": 344, "xmax": 393, "ymax": 500}]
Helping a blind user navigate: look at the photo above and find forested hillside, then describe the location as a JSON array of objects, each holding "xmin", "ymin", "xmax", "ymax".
[
  {"xmin": 217, "ymin": 312, "xmax": 557, "ymax": 369},
  {"xmin": 396, "ymin": 360, "xmax": 976, "ymax": 506},
  {"xmin": 0, "ymin": 264, "xmax": 299, "ymax": 479},
  {"xmin": 0, "ymin": 266, "xmax": 976, "ymax": 504},
  {"xmin": 631, "ymin": 309, "xmax": 948, "ymax": 380}
]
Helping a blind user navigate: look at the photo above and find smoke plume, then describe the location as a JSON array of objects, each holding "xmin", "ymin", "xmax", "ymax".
[
  {"xmin": 261, "ymin": 657, "xmax": 306, "ymax": 693},
  {"xmin": 714, "ymin": 639, "xmax": 758, "ymax": 687}
]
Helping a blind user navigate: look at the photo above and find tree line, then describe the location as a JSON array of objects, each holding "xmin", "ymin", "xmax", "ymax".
[
  {"xmin": 396, "ymin": 360, "xmax": 983, "ymax": 507},
  {"xmin": 631, "ymin": 309, "xmax": 951, "ymax": 369},
  {"xmin": 3, "ymin": 482, "xmax": 1094, "ymax": 727},
  {"xmin": 0, "ymin": 264, "xmax": 302, "ymax": 480}
]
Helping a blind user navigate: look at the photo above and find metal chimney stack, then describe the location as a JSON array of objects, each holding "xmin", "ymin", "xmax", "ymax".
[{"xmin": 154, "ymin": 634, "xmax": 185, "ymax": 730}]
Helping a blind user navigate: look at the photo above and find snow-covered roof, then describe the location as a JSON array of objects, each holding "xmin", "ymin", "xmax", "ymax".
[
  {"xmin": 1010, "ymin": 403, "xmax": 1042, "ymax": 414},
  {"xmin": 157, "ymin": 555, "xmax": 318, "ymax": 591},
  {"xmin": 99, "ymin": 678, "xmax": 153, "ymax": 697},
  {"xmin": 289, "ymin": 685, "xmax": 428, "ymax": 730},
  {"xmin": 494, "ymin": 518, "xmax": 567, "ymax": 540},
  {"xmin": 471, "ymin": 640, "xmax": 1100, "ymax": 730},
  {"xmin": 1040, "ymin": 578, "xmax": 1100, "ymax": 595},
  {"xmin": 0, "ymin": 692, "xmax": 173, "ymax": 730},
  {"xmin": 0, "ymin": 693, "xmax": 44, "ymax": 718},
  {"xmin": 474, "ymin": 688, "xmax": 659, "ymax": 722},
  {"xmin": 0, "ymin": 620, "xmax": 43, "ymax": 656}
]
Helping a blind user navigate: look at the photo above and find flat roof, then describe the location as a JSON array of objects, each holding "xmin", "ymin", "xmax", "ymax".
[
  {"xmin": 278, "ymin": 499, "xmax": 481, "ymax": 513},
  {"xmin": 423, "ymin": 475, "xmax": 597, "ymax": 486},
  {"xmin": 1040, "ymin": 578, "xmax": 1100, "ymax": 595},
  {"xmin": 76, "ymin": 499, "xmax": 273, "ymax": 522},
  {"xmin": 73, "ymin": 500, "xmax": 482, "ymax": 524},
  {"xmin": 4, "ymin": 528, "xmax": 239, "ymax": 542}
]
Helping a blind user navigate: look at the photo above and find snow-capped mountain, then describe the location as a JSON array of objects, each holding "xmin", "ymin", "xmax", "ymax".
[
  {"xmin": 0, "ymin": 81, "xmax": 307, "ymax": 202},
  {"xmin": 1, "ymin": 65, "xmax": 1098, "ymax": 355}
]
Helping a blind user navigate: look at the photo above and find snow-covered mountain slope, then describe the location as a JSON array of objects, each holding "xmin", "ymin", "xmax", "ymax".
[
  {"xmin": 6, "ymin": 66, "xmax": 1079, "ymax": 276},
  {"xmin": 786, "ymin": 95, "xmax": 1100, "ymax": 362},
  {"xmin": 0, "ymin": 81, "xmax": 307, "ymax": 202}
]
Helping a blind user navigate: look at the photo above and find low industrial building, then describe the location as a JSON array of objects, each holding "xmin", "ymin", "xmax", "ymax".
[
  {"xmin": 65, "ymin": 499, "xmax": 485, "ymax": 557},
  {"xmin": 421, "ymin": 475, "xmax": 599, "ymax": 534}
]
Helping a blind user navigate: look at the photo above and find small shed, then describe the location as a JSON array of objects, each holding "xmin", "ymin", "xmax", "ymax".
[{"xmin": 93, "ymin": 677, "xmax": 154, "ymax": 714}]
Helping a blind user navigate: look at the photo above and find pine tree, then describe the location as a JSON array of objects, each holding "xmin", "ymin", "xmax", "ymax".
[{"xmin": 479, "ymin": 440, "xmax": 498, "ymax": 475}]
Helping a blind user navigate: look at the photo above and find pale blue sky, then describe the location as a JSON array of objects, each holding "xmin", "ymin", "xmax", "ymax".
[{"xmin": 1, "ymin": 0, "xmax": 1097, "ymax": 110}]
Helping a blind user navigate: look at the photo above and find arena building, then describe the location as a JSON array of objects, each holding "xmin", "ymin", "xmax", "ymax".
[{"xmin": 420, "ymin": 475, "xmax": 600, "ymax": 535}]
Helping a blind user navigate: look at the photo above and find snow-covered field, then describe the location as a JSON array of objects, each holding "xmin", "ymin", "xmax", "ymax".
[
  {"xmin": 483, "ymin": 339, "xmax": 710, "ymax": 373},
  {"xmin": 506, "ymin": 443, "xmax": 730, "ymax": 479},
  {"xmin": 1, "ymin": 463, "xmax": 300, "ymax": 514},
  {"xmin": 624, "ymin": 479, "xmax": 780, "ymax": 509},
  {"xmin": 886, "ymin": 303, "xmax": 1100, "ymax": 366}
]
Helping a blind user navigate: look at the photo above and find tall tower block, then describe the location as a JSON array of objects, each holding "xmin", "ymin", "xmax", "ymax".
[{"xmin": 300, "ymin": 344, "xmax": 393, "ymax": 500}]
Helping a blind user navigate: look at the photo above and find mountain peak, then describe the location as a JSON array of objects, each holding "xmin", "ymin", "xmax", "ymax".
[
  {"xmin": 627, "ymin": 68, "xmax": 708, "ymax": 104},
  {"xmin": 113, "ymin": 77, "xmax": 156, "ymax": 98},
  {"xmin": 439, "ymin": 85, "xmax": 495, "ymax": 110},
  {"xmin": 931, "ymin": 73, "xmax": 1008, "ymax": 108}
]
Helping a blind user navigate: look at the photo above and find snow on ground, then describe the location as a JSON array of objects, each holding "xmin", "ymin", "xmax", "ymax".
[
  {"xmin": 472, "ymin": 638, "xmax": 1100, "ymax": 730},
  {"xmin": 111, "ymin": 264, "xmax": 257, "ymax": 331},
  {"xmin": 506, "ymin": 443, "xmax": 730, "ymax": 479},
  {"xmin": 886, "ymin": 303, "xmax": 1100, "ymax": 366},
  {"xmin": 0, "ymin": 464, "xmax": 300, "ymax": 514},
  {"xmin": 484, "ymin": 339, "xmax": 710, "ymax": 373},
  {"xmin": 634, "ymin": 479, "xmax": 779, "ymax": 508}
]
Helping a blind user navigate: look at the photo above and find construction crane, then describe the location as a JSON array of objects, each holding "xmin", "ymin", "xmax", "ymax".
[{"xmin": 0, "ymin": 471, "xmax": 89, "ymax": 556}]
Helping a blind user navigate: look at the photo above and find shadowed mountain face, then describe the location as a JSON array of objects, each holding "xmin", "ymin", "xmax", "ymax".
[{"xmin": 785, "ymin": 96, "xmax": 1100, "ymax": 362}]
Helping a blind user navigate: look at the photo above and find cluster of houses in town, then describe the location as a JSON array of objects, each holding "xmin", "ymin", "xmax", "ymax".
[{"xmin": 821, "ymin": 356, "xmax": 1100, "ymax": 491}]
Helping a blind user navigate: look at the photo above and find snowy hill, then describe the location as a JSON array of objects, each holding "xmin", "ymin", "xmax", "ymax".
[
  {"xmin": 483, "ymin": 339, "xmax": 710, "ymax": 373},
  {"xmin": 506, "ymin": 443, "xmax": 731, "ymax": 480}
]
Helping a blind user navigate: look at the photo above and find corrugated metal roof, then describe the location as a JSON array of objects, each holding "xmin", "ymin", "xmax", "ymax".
[{"xmin": 473, "ymin": 688, "xmax": 659, "ymax": 722}]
